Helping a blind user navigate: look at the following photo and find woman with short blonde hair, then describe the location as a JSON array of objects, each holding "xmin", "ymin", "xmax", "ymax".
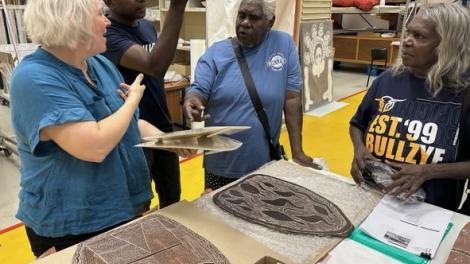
[
  {"xmin": 10, "ymin": 0, "xmax": 194, "ymax": 257},
  {"xmin": 24, "ymin": 0, "xmax": 97, "ymax": 49}
]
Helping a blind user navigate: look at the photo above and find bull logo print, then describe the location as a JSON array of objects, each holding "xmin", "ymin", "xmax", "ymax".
[{"xmin": 375, "ymin": 96, "xmax": 406, "ymax": 113}]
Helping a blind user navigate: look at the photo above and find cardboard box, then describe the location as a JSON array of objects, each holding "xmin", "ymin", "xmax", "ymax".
[
  {"xmin": 254, "ymin": 256, "xmax": 287, "ymax": 264},
  {"xmin": 199, "ymin": 160, "xmax": 382, "ymax": 264},
  {"xmin": 34, "ymin": 160, "xmax": 381, "ymax": 264},
  {"xmin": 35, "ymin": 201, "xmax": 290, "ymax": 264},
  {"xmin": 158, "ymin": 201, "xmax": 291, "ymax": 263}
]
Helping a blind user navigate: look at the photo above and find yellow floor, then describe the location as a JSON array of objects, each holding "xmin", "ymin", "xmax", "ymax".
[{"xmin": 0, "ymin": 92, "xmax": 364, "ymax": 264}]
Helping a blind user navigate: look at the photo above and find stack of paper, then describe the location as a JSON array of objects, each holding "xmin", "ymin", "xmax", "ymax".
[
  {"xmin": 359, "ymin": 195, "xmax": 453, "ymax": 259},
  {"xmin": 136, "ymin": 126, "xmax": 250, "ymax": 155}
]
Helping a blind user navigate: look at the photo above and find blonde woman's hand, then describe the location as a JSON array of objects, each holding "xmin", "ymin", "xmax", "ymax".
[{"xmin": 118, "ymin": 73, "xmax": 146, "ymax": 105}]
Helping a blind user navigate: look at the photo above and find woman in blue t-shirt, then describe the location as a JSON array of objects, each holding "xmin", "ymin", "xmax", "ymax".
[
  {"xmin": 349, "ymin": 3, "xmax": 470, "ymax": 212},
  {"xmin": 9, "ymin": 0, "xmax": 193, "ymax": 257},
  {"xmin": 183, "ymin": 0, "xmax": 322, "ymax": 192}
]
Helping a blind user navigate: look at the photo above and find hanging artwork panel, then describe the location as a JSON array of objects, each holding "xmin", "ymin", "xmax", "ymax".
[{"xmin": 300, "ymin": 20, "xmax": 334, "ymax": 112}]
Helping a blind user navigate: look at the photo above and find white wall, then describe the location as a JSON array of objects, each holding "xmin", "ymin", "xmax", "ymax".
[{"xmin": 206, "ymin": 0, "xmax": 296, "ymax": 47}]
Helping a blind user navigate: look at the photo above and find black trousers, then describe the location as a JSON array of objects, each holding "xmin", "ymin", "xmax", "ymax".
[
  {"xmin": 25, "ymin": 222, "xmax": 123, "ymax": 258},
  {"xmin": 25, "ymin": 199, "xmax": 150, "ymax": 258},
  {"xmin": 144, "ymin": 148, "xmax": 181, "ymax": 208}
]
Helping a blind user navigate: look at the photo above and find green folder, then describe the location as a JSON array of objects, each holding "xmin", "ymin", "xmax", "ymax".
[{"xmin": 349, "ymin": 223, "xmax": 453, "ymax": 264}]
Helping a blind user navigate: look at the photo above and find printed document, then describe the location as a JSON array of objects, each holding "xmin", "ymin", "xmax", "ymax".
[{"xmin": 359, "ymin": 195, "xmax": 452, "ymax": 258}]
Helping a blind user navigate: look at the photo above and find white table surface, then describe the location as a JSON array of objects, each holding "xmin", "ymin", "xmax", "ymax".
[{"xmin": 321, "ymin": 205, "xmax": 469, "ymax": 264}]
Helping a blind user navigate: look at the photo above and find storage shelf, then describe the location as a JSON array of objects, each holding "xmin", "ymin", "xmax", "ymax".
[
  {"xmin": 161, "ymin": 7, "xmax": 206, "ymax": 12},
  {"xmin": 331, "ymin": 5, "xmax": 407, "ymax": 14},
  {"xmin": 301, "ymin": 0, "xmax": 331, "ymax": 20},
  {"xmin": 158, "ymin": 0, "xmax": 206, "ymax": 125},
  {"xmin": 332, "ymin": 0, "xmax": 412, "ymax": 60},
  {"xmin": 145, "ymin": 7, "xmax": 160, "ymax": 22},
  {"xmin": 334, "ymin": 29, "xmax": 395, "ymax": 35},
  {"xmin": 333, "ymin": 35, "xmax": 400, "ymax": 65},
  {"xmin": 176, "ymin": 46, "xmax": 190, "ymax": 51}
]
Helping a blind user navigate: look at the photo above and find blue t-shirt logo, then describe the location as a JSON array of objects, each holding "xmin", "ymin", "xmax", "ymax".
[
  {"xmin": 267, "ymin": 52, "xmax": 286, "ymax": 71},
  {"xmin": 375, "ymin": 96, "xmax": 407, "ymax": 113}
]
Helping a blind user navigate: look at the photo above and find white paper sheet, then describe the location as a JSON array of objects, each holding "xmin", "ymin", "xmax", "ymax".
[
  {"xmin": 319, "ymin": 238, "xmax": 401, "ymax": 264},
  {"xmin": 360, "ymin": 195, "xmax": 452, "ymax": 258}
]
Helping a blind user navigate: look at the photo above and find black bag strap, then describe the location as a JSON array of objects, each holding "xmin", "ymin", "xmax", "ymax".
[{"xmin": 230, "ymin": 37, "xmax": 280, "ymax": 157}]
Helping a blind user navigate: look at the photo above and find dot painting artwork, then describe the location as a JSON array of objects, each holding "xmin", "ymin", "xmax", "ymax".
[{"xmin": 213, "ymin": 174, "xmax": 354, "ymax": 237}]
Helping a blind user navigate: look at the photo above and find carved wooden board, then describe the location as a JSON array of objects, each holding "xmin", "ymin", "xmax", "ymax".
[
  {"xmin": 137, "ymin": 135, "xmax": 242, "ymax": 152},
  {"xmin": 446, "ymin": 222, "xmax": 470, "ymax": 264},
  {"xmin": 141, "ymin": 126, "xmax": 250, "ymax": 142},
  {"xmin": 213, "ymin": 174, "xmax": 353, "ymax": 237},
  {"xmin": 73, "ymin": 214, "xmax": 229, "ymax": 264}
]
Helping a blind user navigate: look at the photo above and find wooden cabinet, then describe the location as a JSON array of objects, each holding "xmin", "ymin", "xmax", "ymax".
[
  {"xmin": 164, "ymin": 80, "xmax": 189, "ymax": 127},
  {"xmin": 330, "ymin": 3, "xmax": 412, "ymax": 67},
  {"xmin": 333, "ymin": 35, "xmax": 400, "ymax": 65}
]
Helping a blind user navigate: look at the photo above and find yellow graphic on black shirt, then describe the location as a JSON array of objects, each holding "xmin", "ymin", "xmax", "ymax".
[
  {"xmin": 365, "ymin": 114, "xmax": 445, "ymax": 164},
  {"xmin": 375, "ymin": 96, "xmax": 407, "ymax": 113}
]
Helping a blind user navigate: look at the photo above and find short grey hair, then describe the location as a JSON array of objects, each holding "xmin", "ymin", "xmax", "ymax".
[
  {"xmin": 240, "ymin": 0, "xmax": 276, "ymax": 20},
  {"xmin": 392, "ymin": 2, "xmax": 470, "ymax": 95},
  {"xmin": 24, "ymin": 0, "xmax": 99, "ymax": 49}
]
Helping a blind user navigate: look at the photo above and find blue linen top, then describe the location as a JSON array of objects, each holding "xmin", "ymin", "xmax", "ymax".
[
  {"xmin": 9, "ymin": 48, "xmax": 152, "ymax": 237},
  {"xmin": 188, "ymin": 30, "xmax": 302, "ymax": 178}
]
